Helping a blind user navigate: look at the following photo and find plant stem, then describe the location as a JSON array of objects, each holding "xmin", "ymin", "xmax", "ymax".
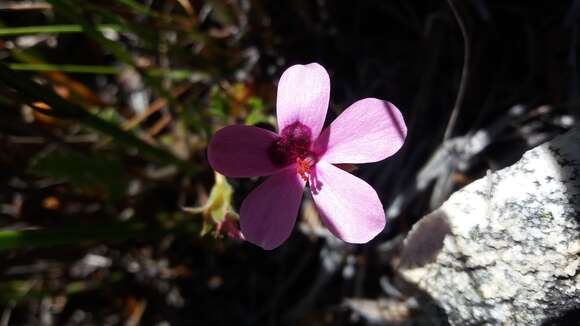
[{"xmin": 443, "ymin": 0, "xmax": 471, "ymax": 141}]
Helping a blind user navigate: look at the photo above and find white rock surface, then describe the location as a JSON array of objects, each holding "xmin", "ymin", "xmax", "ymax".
[{"xmin": 399, "ymin": 128, "xmax": 580, "ymax": 325}]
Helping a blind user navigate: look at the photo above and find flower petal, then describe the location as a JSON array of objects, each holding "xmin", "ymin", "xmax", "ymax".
[
  {"xmin": 276, "ymin": 63, "xmax": 330, "ymax": 138},
  {"xmin": 313, "ymin": 98, "xmax": 406, "ymax": 164},
  {"xmin": 208, "ymin": 125, "xmax": 280, "ymax": 177},
  {"xmin": 240, "ymin": 169, "xmax": 306, "ymax": 250},
  {"xmin": 311, "ymin": 161, "xmax": 385, "ymax": 243}
]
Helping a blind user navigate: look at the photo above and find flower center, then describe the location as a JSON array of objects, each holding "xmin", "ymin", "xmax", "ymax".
[
  {"xmin": 296, "ymin": 155, "xmax": 316, "ymax": 182},
  {"xmin": 267, "ymin": 122, "xmax": 318, "ymax": 180}
]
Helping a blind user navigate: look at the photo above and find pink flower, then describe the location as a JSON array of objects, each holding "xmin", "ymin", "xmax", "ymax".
[{"xmin": 208, "ymin": 63, "xmax": 407, "ymax": 250}]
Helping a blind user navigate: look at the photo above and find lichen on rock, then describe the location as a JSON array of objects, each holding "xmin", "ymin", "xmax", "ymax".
[{"xmin": 400, "ymin": 128, "xmax": 580, "ymax": 325}]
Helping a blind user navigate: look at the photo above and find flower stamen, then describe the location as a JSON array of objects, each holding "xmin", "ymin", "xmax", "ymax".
[{"xmin": 297, "ymin": 156, "xmax": 316, "ymax": 182}]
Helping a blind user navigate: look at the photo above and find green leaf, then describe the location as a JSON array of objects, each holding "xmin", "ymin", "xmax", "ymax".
[
  {"xmin": 9, "ymin": 63, "xmax": 120, "ymax": 75},
  {"xmin": 95, "ymin": 107, "xmax": 125, "ymax": 125},
  {"xmin": 0, "ymin": 274, "xmax": 124, "ymax": 304},
  {"xmin": 0, "ymin": 222, "xmax": 145, "ymax": 252},
  {"xmin": 0, "ymin": 219, "xmax": 202, "ymax": 252},
  {"xmin": 46, "ymin": 0, "xmax": 180, "ymax": 104},
  {"xmin": 0, "ymin": 24, "xmax": 124, "ymax": 36},
  {"xmin": 245, "ymin": 96, "xmax": 269, "ymax": 125},
  {"xmin": 209, "ymin": 88, "xmax": 229, "ymax": 119},
  {"xmin": 0, "ymin": 280, "xmax": 35, "ymax": 303},
  {"xmin": 0, "ymin": 63, "xmax": 191, "ymax": 171},
  {"xmin": 8, "ymin": 63, "xmax": 199, "ymax": 80},
  {"xmin": 114, "ymin": 0, "xmax": 154, "ymax": 17},
  {"xmin": 31, "ymin": 148, "xmax": 127, "ymax": 201}
]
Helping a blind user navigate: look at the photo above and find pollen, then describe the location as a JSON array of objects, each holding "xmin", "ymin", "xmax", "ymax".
[{"xmin": 297, "ymin": 156, "xmax": 316, "ymax": 182}]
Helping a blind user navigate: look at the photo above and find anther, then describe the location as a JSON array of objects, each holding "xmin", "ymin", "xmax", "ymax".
[{"xmin": 296, "ymin": 156, "xmax": 316, "ymax": 182}]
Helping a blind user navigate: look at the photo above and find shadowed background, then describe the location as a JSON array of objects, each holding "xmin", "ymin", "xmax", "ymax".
[{"xmin": 0, "ymin": 0, "xmax": 577, "ymax": 325}]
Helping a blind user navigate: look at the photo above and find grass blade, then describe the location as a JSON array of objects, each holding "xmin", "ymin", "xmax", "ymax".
[
  {"xmin": 0, "ymin": 24, "xmax": 123, "ymax": 36},
  {"xmin": 8, "ymin": 63, "xmax": 201, "ymax": 81},
  {"xmin": 0, "ymin": 63, "xmax": 193, "ymax": 171},
  {"xmin": 0, "ymin": 223, "xmax": 146, "ymax": 251}
]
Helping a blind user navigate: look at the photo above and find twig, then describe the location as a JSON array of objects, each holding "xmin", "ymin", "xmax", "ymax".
[
  {"xmin": 123, "ymin": 83, "xmax": 191, "ymax": 130},
  {"xmin": 443, "ymin": 0, "xmax": 471, "ymax": 141},
  {"xmin": 125, "ymin": 299, "xmax": 147, "ymax": 326},
  {"xmin": 0, "ymin": 303, "xmax": 15, "ymax": 326},
  {"xmin": 0, "ymin": 2, "xmax": 52, "ymax": 11},
  {"xmin": 147, "ymin": 111, "xmax": 172, "ymax": 137},
  {"xmin": 176, "ymin": 0, "xmax": 195, "ymax": 16}
]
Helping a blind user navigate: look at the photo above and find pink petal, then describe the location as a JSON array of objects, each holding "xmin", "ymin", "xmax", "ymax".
[
  {"xmin": 276, "ymin": 63, "xmax": 330, "ymax": 138},
  {"xmin": 311, "ymin": 161, "xmax": 385, "ymax": 243},
  {"xmin": 313, "ymin": 98, "xmax": 406, "ymax": 164},
  {"xmin": 208, "ymin": 125, "xmax": 281, "ymax": 177},
  {"xmin": 240, "ymin": 169, "xmax": 306, "ymax": 250}
]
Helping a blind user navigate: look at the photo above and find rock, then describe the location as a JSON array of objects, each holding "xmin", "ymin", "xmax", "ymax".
[{"xmin": 399, "ymin": 127, "xmax": 580, "ymax": 325}]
